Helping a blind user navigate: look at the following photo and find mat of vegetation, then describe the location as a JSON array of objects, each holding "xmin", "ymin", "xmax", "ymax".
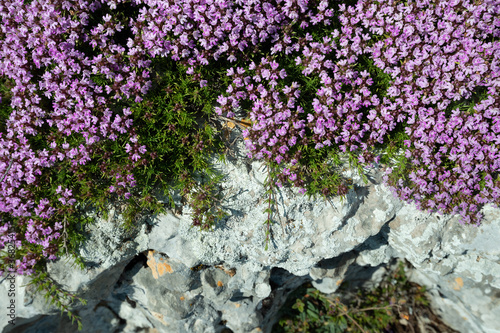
[{"xmin": 0, "ymin": 0, "xmax": 499, "ymax": 329}]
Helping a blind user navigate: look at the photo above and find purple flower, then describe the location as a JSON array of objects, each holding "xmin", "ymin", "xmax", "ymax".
[
  {"xmin": 268, "ymin": 136, "xmax": 278, "ymax": 146},
  {"xmin": 279, "ymin": 145, "xmax": 289, "ymax": 154},
  {"xmin": 415, "ymin": 77, "xmax": 429, "ymax": 88}
]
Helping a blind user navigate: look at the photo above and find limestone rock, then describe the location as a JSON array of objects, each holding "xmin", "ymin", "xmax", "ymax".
[{"xmin": 1, "ymin": 151, "xmax": 499, "ymax": 333}]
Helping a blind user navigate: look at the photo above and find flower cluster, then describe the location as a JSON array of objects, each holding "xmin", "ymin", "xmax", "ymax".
[
  {"xmin": 338, "ymin": 0, "xmax": 500, "ymax": 225},
  {"xmin": 1, "ymin": 0, "xmax": 499, "ymax": 277},
  {"xmin": 131, "ymin": 0, "xmax": 320, "ymax": 67},
  {"xmin": 0, "ymin": 0, "xmax": 150, "ymax": 275},
  {"xmin": 215, "ymin": 0, "xmax": 500, "ymax": 225},
  {"xmin": 218, "ymin": 58, "xmax": 306, "ymax": 172},
  {"xmin": 0, "ymin": 0, "xmax": 337, "ymax": 274}
]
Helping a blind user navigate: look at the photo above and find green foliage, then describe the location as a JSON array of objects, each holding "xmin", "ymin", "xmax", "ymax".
[
  {"xmin": 298, "ymin": 146, "xmax": 354, "ymax": 200},
  {"xmin": 275, "ymin": 261, "xmax": 432, "ymax": 333},
  {"xmin": 263, "ymin": 164, "xmax": 278, "ymax": 251},
  {"xmin": 445, "ymin": 86, "xmax": 489, "ymax": 117},
  {"xmin": 0, "ymin": 77, "xmax": 14, "ymax": 134},
  {"xmin": 356, "ymin": 55, "xmax": 393, "ymax": 99},
  {"xmin": 26, "ymin": 270, "xmax": 87, "ymax": 330},
  {"xmin": 118, "ymin": 56, "xmax": 230, "ymax": 230}
]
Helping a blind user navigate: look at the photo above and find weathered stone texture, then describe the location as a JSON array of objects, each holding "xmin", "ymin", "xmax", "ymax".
[{"xmin": 1, "ymin": 152, "xmax": 499, "ymax": 333}]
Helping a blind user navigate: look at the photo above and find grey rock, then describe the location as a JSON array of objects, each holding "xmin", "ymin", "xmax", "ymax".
[{"xmin": 1, "ymin": 148, "xmax": 499, "ymax": 333}]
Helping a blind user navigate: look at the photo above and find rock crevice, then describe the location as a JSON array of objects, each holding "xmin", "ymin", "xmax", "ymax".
[{"xmin": 1, "ymin": 157, "xmax": 499, "ymax": 333}]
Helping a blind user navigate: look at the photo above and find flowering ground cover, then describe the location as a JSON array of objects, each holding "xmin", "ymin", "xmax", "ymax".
[{"xmin": 0, "ymin": 0, "xmax": 499, "ymax": 328}]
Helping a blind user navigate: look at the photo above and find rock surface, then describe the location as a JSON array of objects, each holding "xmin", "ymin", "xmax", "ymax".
[{"xmin": 1, "ymin": 143, "xmax": 499, "ymax": 333}]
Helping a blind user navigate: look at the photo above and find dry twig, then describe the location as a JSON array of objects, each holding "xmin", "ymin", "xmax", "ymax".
[{"xmin": 0, "ymin": 159, "xmax": 14, "ymax": 183}]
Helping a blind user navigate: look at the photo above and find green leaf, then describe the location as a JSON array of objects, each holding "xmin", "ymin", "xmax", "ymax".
[
  {"xmin": 307, "ymin": 307, "xmax": 319, "ymax": 321},
  {"xmin": 293, "ymin": 299, "xmax": 305, "ymax": 313}
]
